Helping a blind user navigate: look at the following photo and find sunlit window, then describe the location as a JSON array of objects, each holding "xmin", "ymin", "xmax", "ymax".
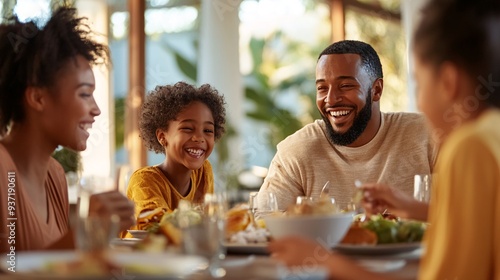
[
  {"xmin": 345, "ymin": 4, "xmax": 407, "ymax": 112},
  {"xmin": 149, "ymin": 0, "xmax": 171, "ymax": 7},
  {"xmin": 239, "ymin": 0, "xmax": 306, "ymax": 39},
  {"xmin": 13, "ymin": 0, "xmax": 50, "ymax": 24},
  {"xmin": 111, "ymin": 12, "xmax": 128, "ymax": 39},
  {"xmin": 145, "ymin": 6, "xmax": 197, "ymax": 35}
]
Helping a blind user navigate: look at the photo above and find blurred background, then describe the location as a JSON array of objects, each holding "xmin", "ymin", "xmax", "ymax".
[{"xmin": 1, "ymin": 0, "xmax": 426, "ymax": 201}]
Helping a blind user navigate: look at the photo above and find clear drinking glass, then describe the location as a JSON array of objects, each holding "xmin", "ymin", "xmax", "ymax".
[
  {"xmin": 75, "ymin": 177, "xmax": 119, "ymax": 255},
  {"xmin": 414, "ymin": 174, "xmax": 432, "ymax": 202},
  {"xmin": 75, "ymin": 215, "xmax": 119, "ymax": 254},
  {"xmin": 254, "ymin": 192, "xmax": 279, "ymax": 220},
  {"xmin": 248, "ymin": 192, "xmax": 259, "ymax": 227},
  {"xmin": 182, "ymin": 193, "xmax": 227, "ymax": 278}
]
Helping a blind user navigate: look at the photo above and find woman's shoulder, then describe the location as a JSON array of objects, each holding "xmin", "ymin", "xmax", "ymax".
[
  {"xmin": 47, "ymin": 157, "xmax": 66, "ymax": 189},
  {"xmin": 0, "ymin": 143, "xmax": 15, "ymax": 172}
]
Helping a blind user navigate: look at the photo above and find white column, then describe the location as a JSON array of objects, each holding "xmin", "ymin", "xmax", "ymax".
[
  {"xmin": 401, "ymin": 0, "xmax": 429, "ymax": 112},
  {"xmin": 198, "ymin": 0, "xmax": 243, "ymax": 190},
  {"xmin": 76, "ymin": 0, "xmax": 114, "ymax": 190}
]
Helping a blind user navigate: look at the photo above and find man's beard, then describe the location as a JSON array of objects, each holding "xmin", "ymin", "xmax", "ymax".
[{"xmin": 322, "ymin": 92, "xmax": 372, "ymax": 146}]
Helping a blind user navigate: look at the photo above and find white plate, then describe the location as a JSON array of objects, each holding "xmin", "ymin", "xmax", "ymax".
[
  {"xmin": 127, "ymin": 229, "xmax": 148, "ymax": 239},
  {"xmin": 224, "ymin": 243, "xmax": 269, "ymax": 255},
  {"xmin": 110, "ymin": 237, "xmax": 142, "ymax": 247},
  {"xmin": 334, "ymin": 242, "xmax": 421, "ymax": 255},
  {"xmin": 1, "ymin": 250, "xmax": 206, "ymax": 279},
  {"xmin": 358, "ymin": 259, "xmax": 407, "ymax": 272}
]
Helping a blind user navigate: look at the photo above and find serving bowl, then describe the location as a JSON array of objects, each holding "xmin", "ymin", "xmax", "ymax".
[{"xmin": 263, "ymin": 212, "xmax": 354, "ymax": 247}]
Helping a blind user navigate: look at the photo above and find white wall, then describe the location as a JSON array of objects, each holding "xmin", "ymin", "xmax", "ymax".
[
  {"xmin": 401, "ymin": 0, "xmax": 429, "ymax": 112},
  {"xmin": 77, "ymin": 0, "xmax": 114, "ymax": 190}
]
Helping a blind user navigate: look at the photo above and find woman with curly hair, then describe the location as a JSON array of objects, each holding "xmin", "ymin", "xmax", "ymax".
[
  {"xmin": 125, "ymin": 81, "xmax": 226, "ymax": 232},
  {"xmin": 0, "ymin": 6, "xmax": 134, "ymax": 252}
]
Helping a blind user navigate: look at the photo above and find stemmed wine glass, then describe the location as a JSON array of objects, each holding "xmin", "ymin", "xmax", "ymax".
[
  {"xmin": 414, "ymin": 174, "xmax": 432, "ymax": 202},
  {"xmin": 253, "ymin": 192, "xmax": 280, "ymax": 220}
]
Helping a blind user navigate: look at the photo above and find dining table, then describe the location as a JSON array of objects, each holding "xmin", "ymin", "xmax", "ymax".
[{"xmin": 0, "ymin": 239, "xmax": 422, "ymax": 280}]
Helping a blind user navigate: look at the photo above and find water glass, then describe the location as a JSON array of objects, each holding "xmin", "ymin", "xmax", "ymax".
[
  {"xmin": 255, "ymin": 192, "xmax": 279, "ymax": 219},
  {"xmin": 414, "ymin": 174, "xmax": 432, "ymax": 202},
  {"xmin": 75, "ymin": 215, "xmax": 120, "ymax": 254},
  {"xmin": 75, "ymin": 177, "xmax": 119, "ymax": 255},
  {"xmin": 182, "ymin": 193, "xmax": 227, "ymax": 278}
]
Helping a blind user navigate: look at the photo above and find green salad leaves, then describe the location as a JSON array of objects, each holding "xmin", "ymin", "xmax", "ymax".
[{"xmin": 362, "ymin": 214, "xmax": 426, "ymax": 244}]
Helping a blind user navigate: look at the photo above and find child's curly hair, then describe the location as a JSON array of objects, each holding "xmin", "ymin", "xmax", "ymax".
[{"xmin": 140, "ymin": 82, "xmax": 226, "ymax": 154}]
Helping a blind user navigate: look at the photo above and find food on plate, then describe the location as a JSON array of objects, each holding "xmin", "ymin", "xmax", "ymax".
[
  {"xmin": 41, "ymin": 253, "xmax": 119, "ymax": 276},
  {"xmin": 340, "ymin": 224, "xmax": 377, "ymax": 245},
  {"xmin": 382, "ymin": 212, "xmax": 399, "ymax": 221},
  {"xmin": 226, "ymin": 205, "xmax": 252, "ymax": 236},
  {"xmin": 135, "ymin": 203, "xmax": 202, "ymax": 249},
  {"xmin": 286, "ymin": 196, "xmax": 339, "ymax": 216},
  {"xmin": 228, "ymin": 224, "xmax": 271, "ymax": 244},
  {"xmin": 225, "ymin": 204, "xmax": 271, "ymax": 245},
  {"xmin": 341, "ymin": 214, "xmax": 426, "ymax": 245},
  {"xmin": 135, "ymin": 234, "xmax": 168, "ymax": 252},
  {"xmin": 159, "ymin": 222, "xmax": 182, "ymax": 246},
  {"xmin": 137, "ymin": 208, "xmax": 166, "ymax": 231},
  {"xmin": 396, "ymin": 220, "xmax": 426, "ymax": 242}
]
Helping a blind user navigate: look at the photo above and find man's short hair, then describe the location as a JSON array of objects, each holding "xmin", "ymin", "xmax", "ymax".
[{"xmin": 318, "ymin": 40, "xmax": 383, "ymax": 83}]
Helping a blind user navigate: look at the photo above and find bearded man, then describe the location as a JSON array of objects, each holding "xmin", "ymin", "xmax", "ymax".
[{"xmin": 256, "ymin": 40, "xmax": 438, "ymax": 211}]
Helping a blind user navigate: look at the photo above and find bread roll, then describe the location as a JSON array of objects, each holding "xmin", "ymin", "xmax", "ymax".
[{"xmin": 225, "ymin": 207, "xmax": 251, "ymax": 235}]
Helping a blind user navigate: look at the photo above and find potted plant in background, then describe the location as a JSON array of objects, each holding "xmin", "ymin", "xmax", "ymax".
[{"xmin": 52, "ymin": 146, "xmax": 81, "ymax": 189}]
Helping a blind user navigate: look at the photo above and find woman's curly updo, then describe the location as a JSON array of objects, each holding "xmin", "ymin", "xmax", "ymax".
[{"xmin": 0, "ymin": 6, "xmax": 108, "ymax": 136}]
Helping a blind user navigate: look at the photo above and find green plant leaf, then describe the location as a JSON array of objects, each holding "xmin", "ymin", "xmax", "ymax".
[
  {"xmin": 174, "ymin": 52, "xmax": 197, "ymax": 82},
  {"xmin": 52, "ymin": 147, "xmax": 81, "ymax": 173}
]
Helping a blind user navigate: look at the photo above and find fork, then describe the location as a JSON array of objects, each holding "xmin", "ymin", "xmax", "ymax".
[
  {"xmin": 320, "ymin": 181, "xmax": 330, "ymax": 198},
  {"xmin": 352, "ymin": 179, "xmax": 366, "ymax": 221}
]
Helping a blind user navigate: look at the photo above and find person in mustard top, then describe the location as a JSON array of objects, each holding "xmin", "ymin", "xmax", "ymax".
[
  {"xmin": 267, "ymin": 0, "xmax": 500, "ymax": 279},
  {"xmin": 125, "ymin": 82, "xmax": 226, "ymax": 233}
]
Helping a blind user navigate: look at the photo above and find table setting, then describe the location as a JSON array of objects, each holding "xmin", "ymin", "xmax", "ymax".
[{"xmin": 0, "ymin": 181, "xmax": 428, "ymax": 280}]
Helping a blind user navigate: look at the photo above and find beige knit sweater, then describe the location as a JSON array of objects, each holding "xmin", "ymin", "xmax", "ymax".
[{"xmin": 256, "ymin": 112, "xmax": 438, "ymax": 212}]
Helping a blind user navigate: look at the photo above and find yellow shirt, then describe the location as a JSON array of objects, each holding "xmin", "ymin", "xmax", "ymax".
[
  {"xmin": 125, "ymin": 160, "xmax": 214, "ymax": 233},
  {"xmin": 419, "ymin": 109, "xmax": 500, "ymax": 280}
]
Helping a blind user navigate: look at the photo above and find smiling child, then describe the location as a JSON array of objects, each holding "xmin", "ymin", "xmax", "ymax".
[{"xmin": 126, "ymin": 82, "xmax": 226, "ymax": 232}]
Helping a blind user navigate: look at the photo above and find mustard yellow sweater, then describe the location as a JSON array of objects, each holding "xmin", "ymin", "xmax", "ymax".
[
  {"xmin": 419, "ymin": 109, "xmax": 500, "ymax": 280},
  {"xmin": 125, "ymin": 160, "xmax": 214, "ymax": 235}
]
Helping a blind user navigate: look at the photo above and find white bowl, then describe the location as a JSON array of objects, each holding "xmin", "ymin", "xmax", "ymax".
[
  {"xmin": 127, "ymin": 229, "xmax": 148, "ymax": 239},
  {"xmin": 263, "ymin": 212, "xmax": 354, "ymax": 247}
]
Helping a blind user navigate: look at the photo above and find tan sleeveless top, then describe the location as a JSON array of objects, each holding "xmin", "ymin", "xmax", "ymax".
[{"xmin": 0, "ymin": 143, "xmax": 69, "ymax": 252}]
